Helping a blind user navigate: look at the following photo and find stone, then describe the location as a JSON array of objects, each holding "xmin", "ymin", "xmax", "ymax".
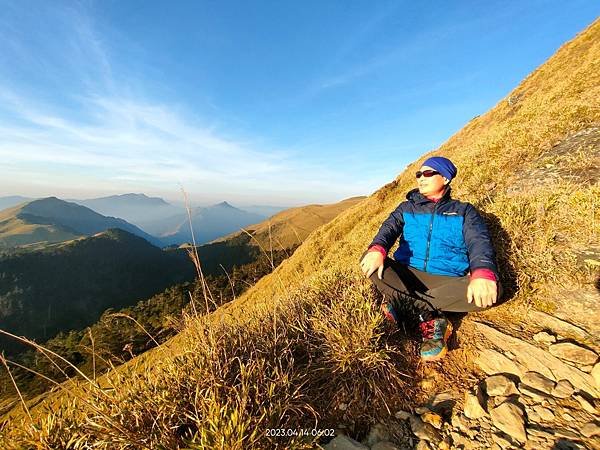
[
  {"xmin": 592, "ymin": 362, "xmax": 600, "ymax": 388},
  {"xmin": 489, "ymin": 402, "xmax": 527, "ymax": 443},
  {"xmin": 371, "ymin": 442, "xmax": 403, "ymax": 450},
  {"xmin": 528, "ymin": 310, "xmax": 593, "ymax": 342},
  {"xmin": 554, "ymin": 428, "xmax": 580, "ymax": 439},
  {"xmin": 484, "ymin": 374, "xmax": 518, "ymax": 397},
  {"xmin": 428, "ymin": 392, "xmax": 456, "ymax": 415},
  {"xmin": 527, "ymin": 428, "xmax": 555, "ymax": 439},
  {"xmin": 363, "ymin": 423, "xmax": 390, "ymax": 447},
  {"xmin": 532, "ymin": 405, "xmax": 554, "ymax": 421},
  {"xmin": 421, "ymin": 412, "xmax": 443, "ymax": 430},
  {"xmin": 533, "ymin": 331, "xmax": 557, "ymax": 344},
  {"xmin": 551, "ymin": 379, "xmax": 575, "ymax": 398},
  {"xmin": 474, "ymin": 323, "xmax": 599, "ymax": 397},
  {"xmin": 518, "ymin": 383, "xmax": 550, "ymax": 402},
  {"xmin": 573, "ymin": 393, "xmax": 598, "ymax": 414},
  {"xmin": 415, "ymin": 406, "xmax": 430, "ymax": 415},
  {"xmin": 562, "ymin": 412, "xmax": 575, "ymax": 421},
  {"xmin": 323, "ymin": 435, "xmax": 369, "ymax": 450},
  {"xmin": 491, "ymin": 433, "xmax": 512, "ymax": 449},
  {"xmin": 581, "ymin": 422, "xmax": 600, "ymax": 438},
  {"xmin": 522, "ymin": 371, "xmax": 556, "ymax": 394},
  {"xmin": 464, "ymin": 390, "xmax": 487, "ymax": 419},
  {"xmin": 475, "ymin": 348, "xmax": 523, "ymax": 377},
  {"xmin": 450, "ymin": 413, "xmax": 469, "ymax": 433},
  {"xmin": 394, "ymin": 410, "xmax": 412, "ymax": 421},
  {"xmin": 527, "ymin": 409, "xmax": 541, "ymax": 423},
  {"xmin": 548, "ymin": 342, "xmax": 598, "ymax": 366},
  {"xmin": 414, "ymin": 441, "xmax": 430, "ymax": 450},
  {"xmin": 409, "ymin": 416, "xmax": 441, "ymax": 443}
]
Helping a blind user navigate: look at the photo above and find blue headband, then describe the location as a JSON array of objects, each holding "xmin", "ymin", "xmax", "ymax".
[{"xmin": 422, "ymin": 156, "xmax": 457, "ymax": 181}]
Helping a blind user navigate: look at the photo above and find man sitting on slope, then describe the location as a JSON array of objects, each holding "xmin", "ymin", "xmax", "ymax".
[{"xmin": 359, "ymin": 156, "xmax": 502, "ymax": 361}]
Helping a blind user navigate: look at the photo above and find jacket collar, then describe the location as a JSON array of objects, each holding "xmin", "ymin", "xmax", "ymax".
[{"xmin": 406, "ymin": 185, "xmax": 452, "ymax": 205}]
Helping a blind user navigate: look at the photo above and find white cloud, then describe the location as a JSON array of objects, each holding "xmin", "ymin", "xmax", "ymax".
[{"xmin": 0, "ymin": 3, "xmax": 381, "ymax": 205}]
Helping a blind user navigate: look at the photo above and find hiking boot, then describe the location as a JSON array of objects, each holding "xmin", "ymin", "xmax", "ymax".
[
  {"xmin": 419, "ymin": 315, "xmax": 453, "ymax": 361},
  {"xmin": 380, "ymin": 301, "xmax": 399, "ymax": 326}
]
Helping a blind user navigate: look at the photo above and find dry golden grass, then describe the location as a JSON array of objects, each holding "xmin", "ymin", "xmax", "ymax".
[
  {"xmin": 2, "ymin": 18, "xmax": 599, "ymax": 449},
  {"xmin": 211, "ymin": 196, "xmax": 365, "ymax": 251}
]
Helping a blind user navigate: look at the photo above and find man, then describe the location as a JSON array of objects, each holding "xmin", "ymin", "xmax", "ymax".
[{"xmin": 359, "ymin": 156, "xmax": 502, "ymax": 361}]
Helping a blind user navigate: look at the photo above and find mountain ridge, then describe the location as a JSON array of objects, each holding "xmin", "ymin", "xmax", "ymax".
[{"xmin": 0, "ymin": 197, "xmax": 163, "ymax": 248}]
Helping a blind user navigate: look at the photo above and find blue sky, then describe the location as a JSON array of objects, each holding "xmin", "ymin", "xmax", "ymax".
[{"xmin": 0, "ymin": 1, "xmax": 598, "ymax": 206}]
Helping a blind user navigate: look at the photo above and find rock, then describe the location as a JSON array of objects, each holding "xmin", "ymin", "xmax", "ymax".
[
  {"xmin": 528, "ymin": 310, "xmax": 593, "ymax": 342},
  {"xmin": 532, "ymin": 405, "xmax": 554, "ymax": 421},
  {"xmin": 464, "ymin": 389, "xmax": 487, "ymax": 419},
  {"xmin": 518, "ymin": 383, "xmax": 550, "ymax": 402},
  {"xmin": 363, "ymin": 423, "xmax": 390, "ymax": 447},
  {"xmin": 421, "ymin": 412, "xmax": 443, "ymax": 430},
  {"xmin": 522, "ymin": 371, "xmax": 556, "ymax": 394},
  {"xmin": 371, "ymin": 442, "xmax": 403, "ymax": 450},
  {"xmin": 409, "ymin": 416, "xmax": 441, "ymax": 443},
  {"xmin": 527, "ymin": 428, "xmax": 555, "ymax": 440},
  {"xmin": 527, "ymin": 409, "xmax": 541, "ymax": 423},
  {"xmin": 533, "ymin": 331, "xmax": 557, "ymax": 344},
  {"xmin": 581, "ymin": 422, "xmax": 600, "ymax": 438},
  {"xmin": 394, "ymin": 410, "xmax": 412, "ymax": 421},
  {"xmin": 484, "ymin": 374, "xmax": 518, "ymax": 397},
  {"xmin": 323, "ymin": 435, "xmax": 369, "ymax": 450},
  {"xmin": 474, "ymin": 323, "xmax": 599, "ymax": 397},
  {"xmin": 489, "ymin": 402, "xmax": 526, "ymax": 443},
  {"xmin": 475, "ymin": 348, "xmax": 523, "ymax": 377},
  {"xmin": 592, "ymin": 362, "xmax": 600, "ymax": 388},
  {"xmin": 581, "ymin": 365, "xmax": 593, "ymax": 373},
  {"xmin": 562, "ymin": 412, "xmax": 575, "ymax": 421},
  {"xmin": 548, "ymin": 342, "xmax": 598, "ymax": 366},
  {"xmin": 491, "ymin": 433, "xmax": 512, "ymax": 449},
  {"xmin": 573, "ymin": 392, "xmax": 598, "ymax": 414},
  {"xmin": 428, "ymin": 392, "xmax": 456, "ymax": 415},
  {"xmin": 551, "ymin": 379, "xmax": 575, "ymax": 398},
  {"xmin": 554, "ymin": 428, "xmax": 580, "ymax": 439},
  {"xmin": 450, "ymin": 413, "xmax": 469, "ymax": 433},
  {"xmin": 414, "ymin": 406, "xmax": 430, "ymax": 415},
  {"xmin": 414, "ymin": 441, "xmax": 430, "ymax": 450}
]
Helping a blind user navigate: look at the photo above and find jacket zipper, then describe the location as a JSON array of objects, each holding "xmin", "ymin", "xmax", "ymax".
[{"xmin": 423, "ymin": 202, "xmax": 438, "ymax": 271}]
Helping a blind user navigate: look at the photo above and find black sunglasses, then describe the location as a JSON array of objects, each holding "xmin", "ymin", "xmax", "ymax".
[{"xmin": 415, "ymin": 170, "xmax": 440, "ymax": 178}]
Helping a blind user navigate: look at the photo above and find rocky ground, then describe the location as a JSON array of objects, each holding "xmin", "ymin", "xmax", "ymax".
[{"xmin": 321, "ymin": 301, "xmax": 600, "ymax": 450}]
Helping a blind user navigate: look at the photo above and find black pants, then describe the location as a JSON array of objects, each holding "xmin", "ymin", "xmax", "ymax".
[{"xmin": 361, "ymin": 251, "xmax": 503, "ymax": 314}]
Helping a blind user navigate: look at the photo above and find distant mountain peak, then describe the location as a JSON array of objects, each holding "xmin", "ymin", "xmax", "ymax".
[{"xmin": 214, "ymin": 201, "xmax": 235, "ymax": 209}]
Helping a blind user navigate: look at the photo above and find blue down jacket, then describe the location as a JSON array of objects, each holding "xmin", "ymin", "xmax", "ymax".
[{"xmin": 369, "ymin": 187, "xmax": 499, "ymax": 277}]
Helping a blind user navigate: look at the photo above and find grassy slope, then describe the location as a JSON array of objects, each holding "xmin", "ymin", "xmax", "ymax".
[
  {"xmin": 2, "ymin": 19, "xmax": 599, "ymax": 448},
  {"xmin": 211, "ymin": 196, "xmax": 366, "ymax": 250},
  {"xmin": 0, "ymin": 204, "xmax": 81, "ymax": 248}
]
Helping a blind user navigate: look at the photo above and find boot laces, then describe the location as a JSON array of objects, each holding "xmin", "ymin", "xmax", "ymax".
[{"xmin": 419, "ymin": 320, "xmax": 436, "ymax": 340}]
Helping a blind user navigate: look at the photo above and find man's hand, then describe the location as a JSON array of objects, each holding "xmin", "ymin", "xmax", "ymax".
[
  {"xmin": 360, "ymin": 251, "xmax": 385, "ymax": 279},
  {"xmin": 467, "ymin": 278, "xmax": 497, "ymax": 308}
]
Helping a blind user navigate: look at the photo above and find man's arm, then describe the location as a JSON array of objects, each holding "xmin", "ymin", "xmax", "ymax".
[
  {"xmin": 462, "ymin": 204, "xmax": 499, "ymax": 278},
  {"xmin": 368, "ymin": 203, "xmax": 405, "ymax": 254},
  {"xmin": 462, "ymin": 204, "xmax": 500, "ymax": 307},
  {"xmin": 360, "ymin": 203, "xmax": 405, "ymax": 279}
]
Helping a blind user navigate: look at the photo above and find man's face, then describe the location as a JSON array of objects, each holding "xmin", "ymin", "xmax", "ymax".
[{"xmin": 417, "ymin": 165, "xmax": 449, "ymax": 196}]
